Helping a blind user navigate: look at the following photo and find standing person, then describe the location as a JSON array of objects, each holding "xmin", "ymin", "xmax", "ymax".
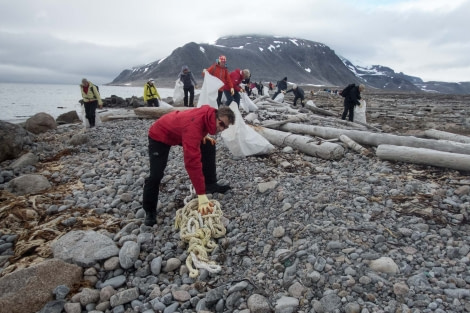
[
  {"xmin": 285, "ymin": 84, "xmax": 305, "ymax": 107},
  {"xmin": 242, "ymin": 73, "xmax": 252, "ymax": 96},
  {"xmin": 225, "ymin": 69, "xmax": 250, "ymax": 107},
  {"xmin": 80, "ymin": 78, "xmax": 103, "ymax": 128},
  {"xmin": 143, "ymin": 78, "xmax": 161, "ymax": 107},
  {"xmin": 179, "ymin": 65, "xmax": 197, "ymax": 107},
  {"xmin": 341, "ymin": 84, "xmax": 365, "ymax": 122},
  {"xmin": 268, "ymin": 82, "xmax": 274, "ymax": 91},
  {"xmin": 257, "ymin": 82, "xmax": 264, "ymax": 95},
  {"xmin": 204, "ymin": 55, "xmax": 233, "ymax": 107},
  {"xmin": 142, "ymin": 105, "xmax": 235, "ymax": 226},
  {"xmin": 272, "ymin": 77, "xmax": 288, "ymax": 100}
]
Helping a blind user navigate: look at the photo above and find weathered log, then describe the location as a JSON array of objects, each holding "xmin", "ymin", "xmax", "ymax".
[
  {"xmin": 252, "ymin": 126, "xmax": 345, "ymax": 160},
  {"xmin": 262, "ymin": 115, "xmax": 309, "ymax": 128},
  {"xmin": 376, "ymin": 144, "xmax": 470, "ymax": 171},
  {"xmin": 424, "ymin": 129, "xmax": 470, "ymax": 144},
  {"xmin": 134, "ymin": 106, "xmax": 192, "ymax": 119},
  {"xmin": 304, "ymin": 102, "xmax": 336, "ymax": 117},
  {"xmin": 339, "ymin": 134, "xmax": 370, "ymax": 155},
  {"xmin": 304, "ymin": 102, "xmax": 382, "ymax": 132},
  {"xmin": 277, "ymin": 123, "xmax": 470, "ymax": 156}
]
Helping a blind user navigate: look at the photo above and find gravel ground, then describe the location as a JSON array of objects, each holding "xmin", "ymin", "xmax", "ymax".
[{"xmin": 0, "ymin": 93, "xmax": 469, "ymax": 313}]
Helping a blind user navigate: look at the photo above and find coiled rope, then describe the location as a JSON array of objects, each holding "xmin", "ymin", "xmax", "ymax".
[{"xmin": 175, "ymin": 189, "xmax": 226, "ymax": 278}]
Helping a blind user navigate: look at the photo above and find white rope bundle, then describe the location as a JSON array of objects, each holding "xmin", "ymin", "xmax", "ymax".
[{"xmin": 175, "ymin": 196, "xmax": 226, "ymax": 278}]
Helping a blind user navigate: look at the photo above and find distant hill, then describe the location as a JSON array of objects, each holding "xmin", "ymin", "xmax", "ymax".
[{"xmin": 110, "ymin": 35, "xmax": 470, "ymax": 95}]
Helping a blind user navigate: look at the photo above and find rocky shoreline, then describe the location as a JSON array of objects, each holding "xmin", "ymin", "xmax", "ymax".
[{"xmin": 0, "ymin": 91, "xmax": 469, "ymax": 313}]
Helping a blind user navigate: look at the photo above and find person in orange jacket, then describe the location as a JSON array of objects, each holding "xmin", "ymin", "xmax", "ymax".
[
  {"xmin": 142, "ymin": 105, "xmax": 235, "ymax": 226},
  {"xmin": 204, "ymin": 55, "xmax": 234, "ymax": 107}
]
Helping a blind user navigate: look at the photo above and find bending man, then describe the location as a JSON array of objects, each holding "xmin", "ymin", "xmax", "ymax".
[{"xmin": 142, "ymin": 105, "xmax": 235, "ymax": 226}]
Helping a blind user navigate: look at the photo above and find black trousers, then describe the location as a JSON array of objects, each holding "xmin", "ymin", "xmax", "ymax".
[
  {"xmin": 183, "ymin": 86, "xmax": 195, "ymax": 107},
  {"xmin": 84, "ymin": 101, "xmax": 98, "ymax": 127},
  {"xmin": 293, "ymin": 96, "xmax": 304, "ymax": 107},
  {"xmin": 216, "ymin": 90, "xmax": 223, "ymax": 106},
  {"xmin": 142, "ymin": 137, "xmax": 217, "ymax": 214},
  {"xmin": 147, "ymin": 98, "xmax": 159, "ymax": 107},
  {"xmin": 341, "ymin": 102, "xmax": 355, "ymax": 121}
]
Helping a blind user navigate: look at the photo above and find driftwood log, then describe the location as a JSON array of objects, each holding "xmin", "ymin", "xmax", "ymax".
[
  {"xmin": 134, "ymin": 106, "xmax": 192, "ymax": 119},
  {"xmin": 424, "ymin": 129, "xmax": 470, "ymax": 144},
  {"xmin": 275, "ymin": 123, "xmax": 470, "ymax": 156},
  {"xmin": 304, "ymin": 102, "xmax": 382, "ymax": 132},
  {"xmin": 339, "ymin": 134, "xmax": 370, "ymax": 156},
  {"xmin": 376, "ymin": 144, "xmax": 470, "ymax": 171},
  {"xmin": 252, "ymin": 126, "xmax": 345, "ymax": 160}
]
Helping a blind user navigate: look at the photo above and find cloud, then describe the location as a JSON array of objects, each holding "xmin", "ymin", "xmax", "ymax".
[{"xmin": 0, "ymin": 0, "xmax": 469, "ymax": 84}]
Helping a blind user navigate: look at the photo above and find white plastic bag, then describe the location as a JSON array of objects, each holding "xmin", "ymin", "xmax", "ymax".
[
  {"xmin": 159, "ymin": 100, "xmax": 173, "ymax": 109},
  {"xmin": 221, "ymin": 103, "xmax": 275, "ymax": 157},
  {"xmin": 239, "ymin": 92, "xmax": 258, "ymax": 112},
  {"xmin": 198, "ymin": 70, "xmax": 224, "ymax": 109},
  {"xmin": 354, "ymin": 100, "xmax": 367, "ymax": 124},
  {"xmin": 173, "ymin": 79, "xmax": 184, "ymax": 104},
  {"xmin": 273, "ymin": 92, "xmax": 284, "ymax": 103}
]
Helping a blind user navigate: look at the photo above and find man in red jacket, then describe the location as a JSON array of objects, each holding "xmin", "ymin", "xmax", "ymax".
[
  {"xmin": 225, "ymin": 69, "xmax": 250, "ymax": 107},
  {"xmin": 142, "ymin": 105, "xmax": 235, "ymax": 226}
]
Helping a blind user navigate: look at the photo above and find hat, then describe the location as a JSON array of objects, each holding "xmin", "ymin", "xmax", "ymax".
[
  {"xmin": 292, "ymin": 84, "xmax": 297, "ymax": 89},
  {"xmin": 148, "ymin": 78, "xmax": 154, "ymax": 82},
  {"xmin": 182, "ymin": 65, "xmax": 189, "ymax": 71},
  {"xmin": 219, "ymin": 55, "xmax": 226, "ymax": 62},
  {"xmin": 283, "ymin": 77, "xmax": 287, "ymax": 81}
]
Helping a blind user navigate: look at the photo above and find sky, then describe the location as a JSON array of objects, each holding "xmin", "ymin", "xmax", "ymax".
[{"xmin": 0, "ymin": 0, "xmax": 469, "ymax": 85}]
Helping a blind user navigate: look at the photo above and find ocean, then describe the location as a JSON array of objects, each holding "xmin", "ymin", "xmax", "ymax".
[{"xmin": 0, "ymin": 83, "xmax": 177, "ymax": 124}]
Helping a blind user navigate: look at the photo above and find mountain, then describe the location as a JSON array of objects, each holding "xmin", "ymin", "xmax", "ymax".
[{"xmin": 110, "ymin": 35, "xmax": 470, "ymax": 94}]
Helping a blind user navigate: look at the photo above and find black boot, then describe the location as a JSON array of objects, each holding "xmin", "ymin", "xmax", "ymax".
[
  {"xmin": 206, "ymin": 183, "xmax": 231, "ymax": 194},
  {"xmin": 144, "ymin": 209, "xmax": 156, "ymax": 226},
  {"xmin": 201, "ymin": 141, "xmax": 231, "ymax": 194}
]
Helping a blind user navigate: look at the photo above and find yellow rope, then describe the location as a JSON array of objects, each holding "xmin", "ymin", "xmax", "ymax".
[{"xmin": 175, "ymin": 198, "xmax": 226, "ymax": 278}]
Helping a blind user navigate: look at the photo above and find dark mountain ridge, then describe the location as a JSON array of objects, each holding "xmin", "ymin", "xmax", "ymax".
[{"xmin": 110, "ymin": 35, "xmax": 470, "ymax": 95}]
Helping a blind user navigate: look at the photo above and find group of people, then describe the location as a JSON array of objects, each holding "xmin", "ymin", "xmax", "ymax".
[
  {"xmin": 80, "ymin": 62, "xmax": 365, "ymax": 227},
  {"xmin": 143, "ymin": 54, "xmax": 250, "ymax": 226}
]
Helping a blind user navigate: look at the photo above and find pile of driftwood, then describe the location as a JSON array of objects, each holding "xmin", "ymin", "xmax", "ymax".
[{"xmin": 129, "ymin": 96, "xmax": 470, "ymax": 171}]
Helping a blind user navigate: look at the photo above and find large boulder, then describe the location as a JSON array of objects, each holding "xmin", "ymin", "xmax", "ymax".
[
  {"xmin": 6, "ymin": 174, "xmax": 51, "ymax": 195},
  {"xmin": 24, "ymin": 112, "xmax": 57, "ymax": 134},
  {"xmin": 56, "ymin": 110, "xmax": 80, "ymax": 125},
  {"xmin": 52, "ymin": 230, "xmax": 120, "ymax": 266},
  {"xmin": 0, "ymin": 258, "xmax": 82, "ymax": 313},
  {"xmin": 0, "ymin": 121, "xmax": 30, "ymax": 162}
]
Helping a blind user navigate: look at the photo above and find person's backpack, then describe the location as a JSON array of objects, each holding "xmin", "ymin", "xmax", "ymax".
[
  {"xmin": 91, "ymin": 84, "xmax": 100, "ymax": 98},
  {"xmin": 340, "ymin": 83, "xmax": 355, "ymax": 97}
]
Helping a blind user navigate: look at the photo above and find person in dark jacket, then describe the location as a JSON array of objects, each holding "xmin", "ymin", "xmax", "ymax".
[
  {"xmin": 341, "ymin": 84, "xmax": 365, "ymax": 122},
  {"xmin": 142, "ymin": 105, "xmax": 235, "ymax": 226},
  {"xmin": 285, "ymin": 84, "xmax": 305, "ymax": 106},
  {"xmin": 272, "ymin": 77, "xmax": 288, "ymax": 100},
  {"xmin": 179, "ymin": 65, "xmax": 197, "ymax": 107}
]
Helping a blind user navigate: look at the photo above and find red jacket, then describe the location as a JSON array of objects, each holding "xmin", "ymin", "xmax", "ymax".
[
  {"xmin": 206, "ymin": 63, "xmax": 233, "ymax": 91},
  {"xmin": 227, "ymin": 69, "xmax": 244, "ymax": 92},
  {"xmin": 148, "ymin": 105, "xmax": 217, "ymax": 195}
]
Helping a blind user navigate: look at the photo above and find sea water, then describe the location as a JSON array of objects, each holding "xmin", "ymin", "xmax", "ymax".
[{"xmin": 0, "ymin": 83, "xmax": 176, "ymax": 124}]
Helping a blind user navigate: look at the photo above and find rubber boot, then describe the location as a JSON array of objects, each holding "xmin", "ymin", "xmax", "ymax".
[{"xmin": 200, "ymin": 141, "xmax": 231, "ymax": 194}]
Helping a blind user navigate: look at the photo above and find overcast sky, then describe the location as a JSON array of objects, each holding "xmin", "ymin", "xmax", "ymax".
[{"xmin": 1, "ymin": 0, "xmax": 469, "ymax": 85}]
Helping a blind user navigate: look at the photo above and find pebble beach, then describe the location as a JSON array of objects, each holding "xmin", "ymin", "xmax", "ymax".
[{"xmin": 1, "ymin": 92, "xmax": 470, "ymax": 313}]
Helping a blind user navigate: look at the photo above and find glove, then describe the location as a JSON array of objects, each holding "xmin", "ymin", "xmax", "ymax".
[
  {"xmin": 230, "ymin": 88, "xmax": 234, "ymax": 96},
  {"xmin": 198, "ymin": 195, "xmax": 214, "ymax": 215},
  {"xmin": 202, "ymin": 136, "xmax": 216, "ymax": 145}
]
